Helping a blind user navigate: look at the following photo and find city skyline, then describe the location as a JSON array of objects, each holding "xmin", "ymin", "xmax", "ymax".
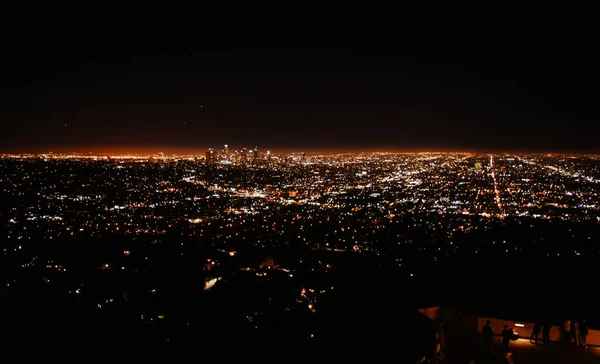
[{"xmin": 3, "ymin": 145, "xmax": 600, "ymax": 155}]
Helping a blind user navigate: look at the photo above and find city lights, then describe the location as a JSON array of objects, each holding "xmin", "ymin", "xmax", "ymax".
[{"xmin": 1, "ymin": 150, "xmax": 599, "ymax": 357}]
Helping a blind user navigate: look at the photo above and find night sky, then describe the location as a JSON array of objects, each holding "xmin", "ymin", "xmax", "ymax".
[{"xmin": 2, "ymin": 32, "xmax": 599, "ymax": 153}]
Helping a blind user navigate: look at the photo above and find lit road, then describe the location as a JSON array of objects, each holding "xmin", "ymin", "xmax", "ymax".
[
  {"xmin": 515, "ymin": 155, "xmax": 600, "ymax": 184},
  {"xmin": 489, "ymin": 155, "xmax": 504, "ymax": 218}
]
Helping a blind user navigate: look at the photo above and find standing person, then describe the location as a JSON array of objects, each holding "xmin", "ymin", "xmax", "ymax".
[
  {"xmin": 530, "ymin": 322, "xmax": 542, "ymax": 343},
  {"xmin": 563, "ymin": 319, "xmax": 571, "ymax": 343},
  {"xmin": 542, "ymin": 323, "xmax": 552, "ymax": 347},
  {"xmin": 580, "ymin": 320, "xmax": 589, "ymax": 348},
  {"xmin": 438, "ymin": 321, "xmax": 446, "ymax": 352},
  {"xmin": 502, "ymin": 325, "xmax": 512, "ymax": 355},
  {"xmin": 572, "ymin": 320, "xmax": 581, "ymax": 347},
  {"xmin": 483, "ymin": 320, "xmax": 494, "ymax": 354}
]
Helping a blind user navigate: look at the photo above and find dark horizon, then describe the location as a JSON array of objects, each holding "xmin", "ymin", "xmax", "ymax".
[{"xmin": 2, "ymin": 44, "xmax": 600, "ymax": 152}]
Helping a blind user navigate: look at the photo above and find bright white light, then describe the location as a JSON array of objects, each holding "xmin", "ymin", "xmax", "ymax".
[
  {"xmin": 515, "ymin": 323, "xmax": 524, "ymax": 327},
  {"xmin": 204, "ymin": 277, "xmax": 221, "ymax": 291}
]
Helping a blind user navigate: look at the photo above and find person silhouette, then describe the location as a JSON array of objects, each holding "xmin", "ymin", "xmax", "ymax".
[
  {"xmin": 530, "ymin": 322, "xmax": 542, "ymax": 343},
  {"xmin": 542, "ymin": 323, "xmax": 552, "ymax": 347},
  {"xmin": 572, "ymin": 320, "xmax": 581, "ymax": 346},
  {"xmin": 502, "ymin": 325, "xmax": 512, "ymax": 354},
  {"xmin": 483, "ymin": 320, "xmax": 494, "ymax": 354},
  {"xmin": 437, "ymin": 321, "xmax": 446, "ymax": 352},
  {"xmin": 580, "ymin": 320, "xmax": 589, "ymax": 348},
  {"xmin": 563, "ymin": 319, "xmax": 571, "ymax": 343}
]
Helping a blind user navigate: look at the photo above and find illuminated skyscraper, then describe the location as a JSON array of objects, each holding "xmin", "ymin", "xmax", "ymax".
[
  {"xmin": 205, "ymin": 149, "xmax": 216, "ymax": 164},
  {"xmin": 301, "ymin": 152, "xmax": 306, "ymax": 164},
  {"xmin": 241, "ymin": 148, "xmax": 248, "ymax": 164},
  {"xmin": 253, "ymin": 146, "xmax": 258, "ymax": 164},
  {"xmin": 223, "ymin": 144, "xmax": 229, "ymax": 161}
]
